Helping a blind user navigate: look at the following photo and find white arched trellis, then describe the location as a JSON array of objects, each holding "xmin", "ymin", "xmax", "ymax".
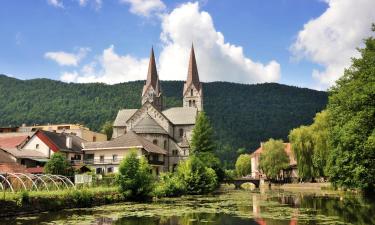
[
  {"xmin": 6, "ymin": 173, "xmax": 27, "ymax": 191},
  {"xmin": 31, "ymin": 174, "xmax": 49, "ymax": 191},
  {"xmin": 0, "ymin": 174, "xmax": 14, "ymax": 192},
  {"xmin": 13, "ymin": 173, "xmax": 39, "ymax": 191},
  {"xmin": 50, "ymin": 175, "xmax": 70, "ymax": 189},
  {"xmin": 55, "ymin": 175, "xmax": 75, "ymax": 189},
  {"xmin": 35, "ymin": 174, "xmax": 60, "ymax": 190}
]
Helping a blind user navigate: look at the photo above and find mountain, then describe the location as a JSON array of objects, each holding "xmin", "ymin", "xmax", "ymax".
[{"xmin": 0, "ymin": 75, "xmax": 327, "ymax": 167}]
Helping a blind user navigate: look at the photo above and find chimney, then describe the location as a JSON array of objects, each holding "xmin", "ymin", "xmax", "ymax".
[{"xmin": 66, "ymin": 136, "xmax": 73, "ymax": 149}]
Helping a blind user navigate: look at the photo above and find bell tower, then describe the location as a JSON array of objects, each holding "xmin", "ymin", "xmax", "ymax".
[
  {"xmin": 142, "ymin": 47, "xmax": 163, "ymax": 111},
  {"xmin": 183, "ymin": 45, "xmax": 203, "ymax": 111}
]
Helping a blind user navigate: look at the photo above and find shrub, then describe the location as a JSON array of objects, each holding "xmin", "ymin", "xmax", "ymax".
[
  {"xmin": 235, "ymin": 154, "xmax": 252, "ymax": 177},
  {"xmin": 117, "ymin": 151, "xmax": 154, "ymax": 200},
  {"xmin": 154, "ymin": 172, "xmax": 186, "ymax": 197},
  {"xmin": 44, "ymin": 152, "xmax": 73, "ymax": 176}
]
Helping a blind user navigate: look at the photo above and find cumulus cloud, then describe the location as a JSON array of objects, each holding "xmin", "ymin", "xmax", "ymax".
[
  {"xmin": 291, "ymin": 0, "xmax": 375, "ymax": 89},
  {"xmin": 47, "ymin": 0, "xmax": 64, "ymax": 8},
  {"xmin": 45, "ymin": 48, "xmax": 90, "ymax": 66},
  {"xmin": 59, "ymin": 2, "xmax": 280, "ymax": 84},
  {"xmin": 120, "ymin": 0, "xmax": 166, "ymax": 17},
  {"xmin": 158, "ymin": 2, "xmax": 280, "ymax": 83}
]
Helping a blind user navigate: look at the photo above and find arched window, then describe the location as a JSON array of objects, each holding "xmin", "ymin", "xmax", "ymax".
[
  {"xmin": 191, "ymin": 88, "xmax": 193, "ymax": 96},
  {"xmin": 93, "ymin": 136, "xmax": 97, "ymax": 142},
  {"xmin": 179, "ymin": 128, "xmax": 184, "ymax": 137},
  {"xmin": 193, "ymin": 100, "xmax": 196, "ymax": 107},
  {"xmin": 163, "ymin": 140, "xmax": 167, "ymax": 149},
  {"xmin": 35, "ymin": 144, "xmax": 39, "ymax": 149},
  {"xmin": 153, "ymin": 139, "xmax": 158, "ymax": 145},
  {"xmin": 189, "ymin": 100, "xmax": 192, "ymax": 107}
]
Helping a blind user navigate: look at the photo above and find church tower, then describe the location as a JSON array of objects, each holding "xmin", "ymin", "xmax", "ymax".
[
  {"xmin": 142, "ymin": 47, "xmax": 163, "ymax": 111},
  {"xmin": 183, "ymin": 45, "xmax": 203, "ymax": 111}
]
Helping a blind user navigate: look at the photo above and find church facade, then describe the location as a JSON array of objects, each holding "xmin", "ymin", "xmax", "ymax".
[{"xmin": 83, "ymin": 46, "xmax": 203, "ymax": 174}]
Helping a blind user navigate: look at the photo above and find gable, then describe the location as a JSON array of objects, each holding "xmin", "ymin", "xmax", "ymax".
[
  {"xmin": 113, "ymin": 109, "xmax": 138, "ymax": 127},
  {"xmin": 126, "ymin": 102, "xmax": 172, "ymax": 134}
]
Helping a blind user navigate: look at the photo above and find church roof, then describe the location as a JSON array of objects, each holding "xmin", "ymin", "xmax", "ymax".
[
  {"xmin": 83, "ymin": 130, "xmax": 166, "ymax": 155},
  {"xmin": 163, "ymin": 107, "xmax": 197, "ymax": 125},
  {"xmin": 132, "ymin": 114, "xmax": 168, "ymax": 134},
  {"xmin": 184, "ymin": 45, "xmax": 200, "ymax": 94},
  {"xmin": 113, "ymin": 109, "xmax": 138, "ymax": 127}
]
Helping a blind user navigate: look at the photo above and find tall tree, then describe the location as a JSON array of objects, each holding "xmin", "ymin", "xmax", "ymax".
[
  {"xmin": 235, "ymin": 154, "xmax": 252, "ymax": 177},
  {"xmin": 289, "ymin": 126, "xmax": 315, "ymax": 180},
  {"xmin": 327, "ymin": 25, "xmax": 375, "ymax": 191},
  {"xmin": 259, "ymin": 139, "xmax": 289, "ymax": 180},
  {"xmin": 101, "ymin": 121, "xmax": 113, "ymax": 140},
  {"xmin": 311, "ymin": 110, "xmax": 330, "ymax": 177},
  {"xmin": 190, "ymin": 111, "xmax": 216, "ymax": 154}
]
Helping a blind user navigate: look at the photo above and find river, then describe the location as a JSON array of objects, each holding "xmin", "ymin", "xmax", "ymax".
[{"xmin": 3, "ymin": 188, "xmax": 375, "ymax": 225}]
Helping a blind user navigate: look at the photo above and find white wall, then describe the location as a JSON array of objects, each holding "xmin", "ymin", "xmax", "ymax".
[{"xmin": 22, "ymin": 135, "xmax": 52, "ymax": 158}]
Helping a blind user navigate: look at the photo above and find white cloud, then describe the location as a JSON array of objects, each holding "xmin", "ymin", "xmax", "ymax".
[
  {"xmin": 158, "ymin": 2, "xmax": 280, "ymax": 83},
  {"xmin": 120, "ymin": 0, "xmax": 166, "ymax": 17},
  {"xmin": 77, "ymin": 0, "xmax": 102, "ymax": 10},
  {"xmin": 59, "ymin": 2, "xmax": 280, "ymax": 84},
  {"xmin": 45, "ymin": 48, "xmax": 90, "ymax": 66},
  {"xmin": 291, "ymin": 0, "xmax": 375, "ymax": 89},
  {"xmin": 47, "ymin": 0, "xmax": 64, "ymax": 8}
]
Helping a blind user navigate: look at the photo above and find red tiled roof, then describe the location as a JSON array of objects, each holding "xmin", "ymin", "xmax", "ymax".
[
  {"xmin": 25, "ymin": 167, "xmax": 44, "ymax": 174},
  {"xmin": 0, "ymin": 163, "xmax": 27, "ymax": 173},
  {"xmin": 0, "ymin": 135, "xmax": 29, "ymax": 148}
]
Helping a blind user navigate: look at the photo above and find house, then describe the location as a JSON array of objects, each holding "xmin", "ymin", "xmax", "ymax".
[
  {"xmin": 21, "ymin": 130, "xmax": 86, "ymax": 165},
  {"xmin": 250, "ymin": 143, "xmax": 298, "ymax": 181},
  {"xmin": 84, "ymin": 46, "xmax": 203, "ymax": 173},
  {"xmin": 18, "ymin": 123, "xmax": 106, "ymax": 142},
  {"xmin": 83, "ymin": 130, "xmax": 166, "ymax": 175}
]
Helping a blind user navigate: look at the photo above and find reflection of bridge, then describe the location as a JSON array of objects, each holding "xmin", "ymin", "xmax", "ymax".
[{"xmin": 222, "ymin": 178, "xmax": 260, "ymax": 189}]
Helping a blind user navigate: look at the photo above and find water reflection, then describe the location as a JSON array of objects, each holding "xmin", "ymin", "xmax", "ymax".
[{"xmin": 5, "ymin": 190, "xmax": 375, "ymax": 225}]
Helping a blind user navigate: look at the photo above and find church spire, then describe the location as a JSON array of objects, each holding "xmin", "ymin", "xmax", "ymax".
[
  {"xmin": 186, "ymin": 44, "xmax": 200, "ymax": 91},
  {"xmin": 146, "ymin": 47, "xmax": 159, "ymax": 92}
]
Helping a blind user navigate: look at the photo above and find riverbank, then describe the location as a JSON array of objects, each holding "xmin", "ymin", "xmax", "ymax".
[{"xmin": 0, "ymin": 187, "xmax": 125, "ymax": 217}]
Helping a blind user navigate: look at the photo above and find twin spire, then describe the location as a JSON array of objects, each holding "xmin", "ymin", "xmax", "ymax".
[{"xmin": 143, "ymin": 45, "xmax": 199, "ymax": 96}]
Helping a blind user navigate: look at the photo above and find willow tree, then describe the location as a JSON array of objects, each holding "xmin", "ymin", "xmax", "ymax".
[
  {"xmin": 327, "ymin": 25, "xmax": 375, "ymax": 191},
  {"xmin": 259, "ymin": 139, "xmax": 289, "ymax": 180},
  {"xmin": 311, "ymin": 110, "xmax": 330, "ymax": 177}
]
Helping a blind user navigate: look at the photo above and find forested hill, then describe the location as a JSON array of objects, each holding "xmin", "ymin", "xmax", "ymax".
[{"xmin": 0, "ymin": 74, "xmax": 327, "ymax": 166}]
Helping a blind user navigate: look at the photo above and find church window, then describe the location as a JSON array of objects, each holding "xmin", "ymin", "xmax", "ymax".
[
  {"xmin": 189, "ymin": 100, "xmax": 192, "ymax": 107},
  {"xmin": 193, "ymin": 100, "xmax": 196, "ymax": 107},
  {"xmin": 172, "ymin": 150, "xmax": 178, "ymax": 156},
  {"xmin": 163, "ymin": 140, "xmax": 167, "ymax": 149},
  {"xmin": 179, "ymin": 128, "xmax": 183, "ymax": 137},
  {"xmin": 93, "ymin": 136, "xmax": 96, "ymax": 142},
  {"xmin": 191, "ymin": 89, "xmax": 193, "ymax": 96},
  {"xmin": 153, "ymin": 139, "xmax": 158, "ymax": 145}
]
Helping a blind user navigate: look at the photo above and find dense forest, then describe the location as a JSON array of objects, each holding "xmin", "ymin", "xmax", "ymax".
[{"xmin": 0, "ymin": 75, "xmax": 327, "ymax": 167}]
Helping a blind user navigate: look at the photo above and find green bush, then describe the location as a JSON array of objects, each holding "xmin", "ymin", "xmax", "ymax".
[
  {"xmin": 69, "ymin": 189, "xmax": 94, "ymax": 207},
  {"xmin": 154, "ymin": 172, "xmax": 186, "ymax": 197},
  {"xmin": 235, "ymin": 154, "xmax": 252, "ymax": 177},
  {"xmin": 117, "ymin": 151, "xmax": 154, "ymax": 200},
  {"xmin": 44, "ymin": 152, "xmax": 73, "ymax": 176},
  {"xmin": 177, "ymin": 156, "xmax": 218, "ymax": 195}
]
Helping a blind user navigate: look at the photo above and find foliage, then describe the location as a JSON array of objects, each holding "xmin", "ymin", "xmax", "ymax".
[
  {"xmin": 289, "ymin": 126, "xmax": 315, "ymax": 180},
  {"xmin": 224, "ymin": 169, "xmax": 237, "ymax": 181},
  {"xmin": 177, "ymin": 156, "xmax": 218, "ymax": 195},
  {"xmin": 190, "ymin": 111, "xmax": 216, "ymax": 154},
  {"xmin": 0, "ymin": 76, "xmax": 327, "ymax": 165},
  {"xmin": 259, "ymin": 139, "xmax": 289, "ymax": 180},
  {"xmin": 117, "ymin": 151, "xmax": 154, "ymax": 199},
  {"xmin": 44, "ymin": 152, "xmax": 73, "ymax": 176},
  {"xmin": 101, "ymin": 121, "xmax": 113, "ymax": 140},
  {"xmin": 153, "ymin": 172, "xmax": 186, "ymax": 197},
  {"xmin": 327, "ymin": 26, "xmax": 375, "ymax": 191},
  {"xmin": 235, "ymin": 154, "xmax": 252, "ymax": 177}
]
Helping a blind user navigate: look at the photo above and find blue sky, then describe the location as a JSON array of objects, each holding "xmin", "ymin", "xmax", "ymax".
[{"xmin": 0, "ymin": 0, "xmax": 374, "ymax": 90}]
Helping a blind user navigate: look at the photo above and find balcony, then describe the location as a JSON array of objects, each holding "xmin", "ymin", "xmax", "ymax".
[
  {"xmin": 83, "ymin": 159, "xmax": 120, "ymax": 165},
  {"xmin": 148, "ymin": 159, "xmax": 164, "ymax": 165}
]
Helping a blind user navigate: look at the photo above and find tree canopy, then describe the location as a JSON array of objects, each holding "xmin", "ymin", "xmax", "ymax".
[
  {"xmin": 259, "ymin": 139, "xmax": 289, "ymax": 180},
  {"xmin": 44, "ymin": 152, "xmax": 73, "ymax": 176},
  {"xmin": 235, "ymin": 154, "xmax": 252, "ymax": 177},
  {"xmin": 190, "ymin": 111, "xmax": 216, "ymax": 154}
]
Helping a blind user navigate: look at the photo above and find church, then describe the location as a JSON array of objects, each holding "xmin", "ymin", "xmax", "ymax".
[{"xmin": 83, "ymin": 46, "xmax": 203, "ymax": 174}]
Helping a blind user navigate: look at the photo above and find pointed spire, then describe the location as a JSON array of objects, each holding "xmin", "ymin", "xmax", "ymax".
[
  {"xmin": 146, "ymin": 47, "xmax": 159, "ymax": 91},
  {"xmin": 187, "ymin": 44, "xmax": 200, "ymax": 91}
]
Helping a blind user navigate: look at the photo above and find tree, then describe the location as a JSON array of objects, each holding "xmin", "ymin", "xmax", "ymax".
[
  {"xmin": 289, "ymin": 126, "xmax": 315, "ymax": 180},
  {"xmin": 190, "ymin": 111, "xmax": 216, "ymax": 154},
  {"xmin": 117, "ymin": 151, "xmax": 154, "ymax": 199},
  {"xmin": 44, "ymin": 152, "xmax": 73, "ymax": 176},
  {"xmin": 235, "ymin": 154, "xmax": 252, "ymax": 177},
  {"xmin": 101, "ymin": 121, "xmax": 113, "ymax": 140},
  {"xmin": 327, "ymin": 25, "xmax": 375, "ymax": 191},
  {"xmin": 311, "ymin": 110, "xmax": 330, "ymax": 177},
  {"xmin": 259, "ymin": 139, "xmax": 289, "ymax": 180}
]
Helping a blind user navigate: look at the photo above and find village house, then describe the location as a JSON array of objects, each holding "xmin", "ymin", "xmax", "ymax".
[
  {"xmin": 250, "ymin": 143, "xmax": 298, "ymax": 182},
  {"xmin": 83, "ymin": 46, "xmax": 203, "ymax": 174}
]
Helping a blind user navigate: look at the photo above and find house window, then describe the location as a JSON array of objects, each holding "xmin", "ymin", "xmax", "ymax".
[
  {"xmin": 93, "ymin": 136, "xmax": 97, "ymax": 142},
  {"xmin": 156, "ymin": 167, "xmax": 159, "ymax": 176},
  {"xmin": 179, "ymin": 128, "xmax": 183, "ymax": 137},
  {"xmin": 107, "ymin": 167, "xmax": 113, "ymax": 173},
  {"xmin": 191, "ymin": 89, "xmax": 193, "ymax": 96},
  {"xmin": 100, "ymin": 155, "xmax": 104, "ymax": 163},
  {"xmin": 96, "ymin": 168, "xmax": 103, "ymax": 174},
  {"xmin": 113, "ymin": 154, "xmax": 118, "ymax": 162},
  {"xmin": 163, "ymin": 140, "xmax": 167, "ymax": 149},
  {"xmin": 36, "ymin": 144, "xmax": 39, "ymax": 149},
  {"xmin": 172, "ymin": 150, "xmax": 178, "ymax": 156},
  {"xmin": 153, "ymin": 139, "xmax": 158, "ymax": 145}
]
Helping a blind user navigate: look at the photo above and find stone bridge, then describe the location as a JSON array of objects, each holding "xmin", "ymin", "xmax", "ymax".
[{"xmin": 222, "ymin": 178, "xmax": 260, "ymax": 189}]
